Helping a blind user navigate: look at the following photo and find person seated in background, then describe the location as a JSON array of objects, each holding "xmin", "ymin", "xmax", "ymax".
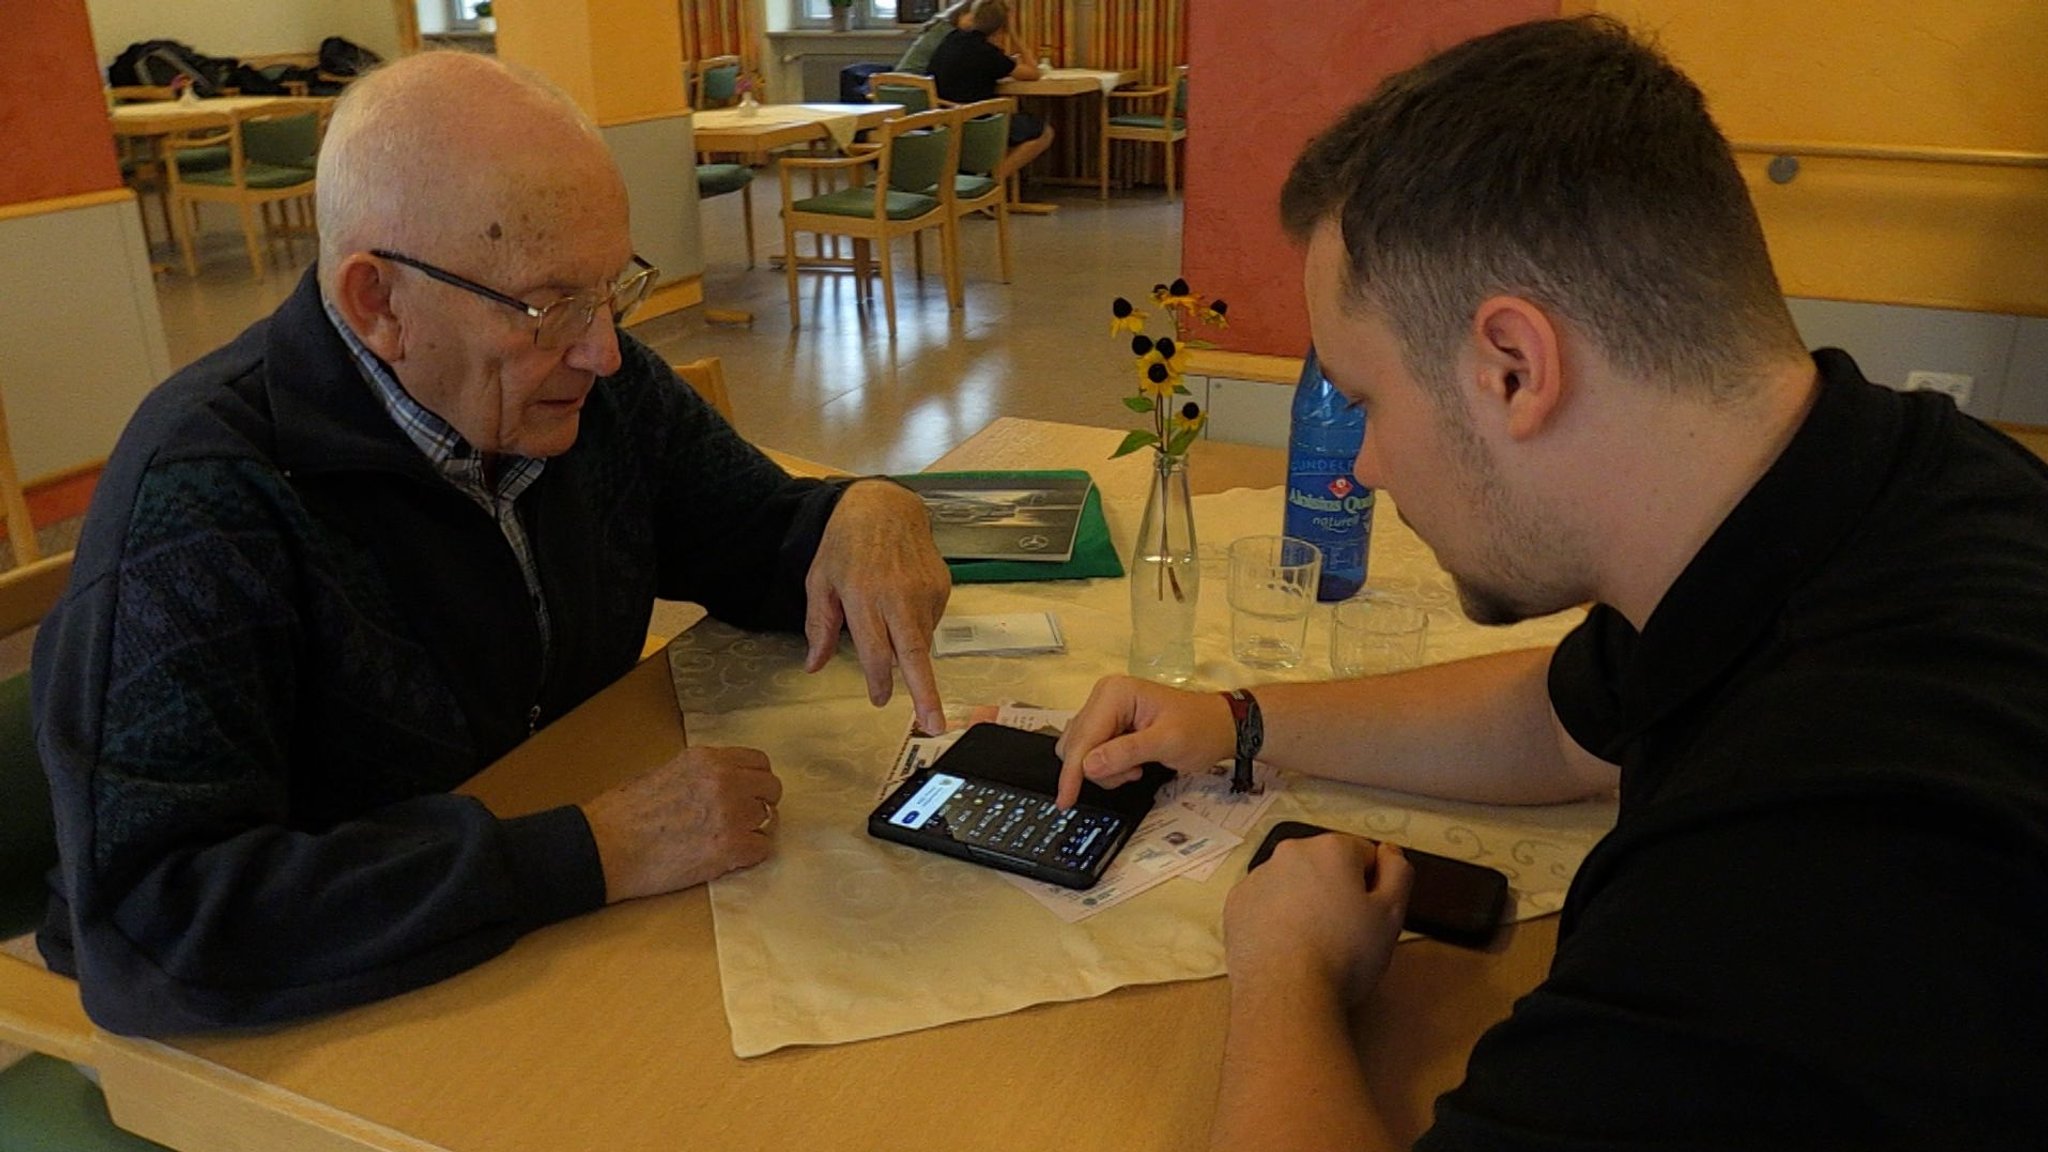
[
  {"xmin": 895, "ymin": 0, "xmax": 971, "ymax": 75},
  {"xmin": 1055, "ymin": 16, "xmax": 2048, "ymax": 1150},
  {"xmin": 33, "ymin": 51, "xmax": 952, "ymax": 1036},
  {"xmin": 928, "ymin": 0, "xmax": 1053, "ymax": 181}
]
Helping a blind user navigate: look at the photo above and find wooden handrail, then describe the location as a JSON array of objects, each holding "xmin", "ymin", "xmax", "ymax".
[{"xmin": 1731, "ymin": 140, "xmax": 2048, "ymax": 170}]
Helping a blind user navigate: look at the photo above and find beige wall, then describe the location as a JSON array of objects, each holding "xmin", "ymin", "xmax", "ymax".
[{"xmin": 84, "ymin": 0, "xmax": 402, "ymax": 67}]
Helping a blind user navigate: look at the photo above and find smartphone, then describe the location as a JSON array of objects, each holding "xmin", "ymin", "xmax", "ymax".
[
  {"xmin": 867, "ymin": 724, "xmax": 1169, "ymax": 890},
  {"xmin": 1247, "ymin": 820, "xmax": 1509, "ymax": 948}
]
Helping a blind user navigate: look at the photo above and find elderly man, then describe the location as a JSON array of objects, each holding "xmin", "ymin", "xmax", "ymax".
[
  {"xmin": 33, "ymin": 52, "xmax": 950, "ymax": 1035},
  {"xmin": 1056, "ymin": 17, "xmax": 2048, "ymax": 1150}
]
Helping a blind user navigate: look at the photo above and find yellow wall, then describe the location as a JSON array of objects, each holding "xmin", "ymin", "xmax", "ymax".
[{"xmin": 1587, "ymin": 1, "xmax": 2048, "ymax": 317}]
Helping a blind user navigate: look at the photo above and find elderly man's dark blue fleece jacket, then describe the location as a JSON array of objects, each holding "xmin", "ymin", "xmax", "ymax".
[{"xmin": 32, "ymin": 268, "xmax": 843, "ymax": 1035}]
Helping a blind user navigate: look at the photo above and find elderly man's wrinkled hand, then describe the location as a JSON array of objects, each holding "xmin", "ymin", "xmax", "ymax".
[{"xmin": 805, "ymin": 479, "xmax": 952, "ymax": 733}]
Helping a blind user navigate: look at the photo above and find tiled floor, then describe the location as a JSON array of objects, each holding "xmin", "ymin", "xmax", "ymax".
[{"xmin": 152, "ymin": 170, "xmax": 1187, "ymax": 476}]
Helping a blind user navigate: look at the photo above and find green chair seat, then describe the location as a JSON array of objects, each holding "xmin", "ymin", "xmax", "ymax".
[
  {"xmin": 182, "ymin": 162, "xmax": 315, "ymax": 190},
  {"xmin": 697, "ymin": 163, "xmax": 753, "ymax": 198},
  {"xmin": 0, "ymin": 1054, "xmax": 173, "ymax": 1151},
  {"xmin": 169, "ymin": 144, "xmax": 230, "ymax": 173},
  {"xmin": 954, "ymin": 174, "xmax": 999, "ymax": 200},
  {"xmin": 791, "ymin": 187, "xmax": 938, "ymax": 221},
  {"xmin": 1108, "ymin": 114, "xmax": 1186, "ymax": 132}
]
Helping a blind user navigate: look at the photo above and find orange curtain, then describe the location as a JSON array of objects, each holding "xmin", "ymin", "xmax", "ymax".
[{"xmin": 678, "ymin": 0, "xmax": 758, "ymax": 78}]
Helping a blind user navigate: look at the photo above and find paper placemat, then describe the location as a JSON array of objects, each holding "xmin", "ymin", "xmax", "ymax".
[{"xmin": 684, "ymin": 487, "xmax": 1614, "ymax": 1056}]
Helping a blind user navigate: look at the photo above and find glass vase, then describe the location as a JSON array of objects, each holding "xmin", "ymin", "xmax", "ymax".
[{"xmin": 1128, "ymin": 452, "xmax": 1199, "ymax": 684}]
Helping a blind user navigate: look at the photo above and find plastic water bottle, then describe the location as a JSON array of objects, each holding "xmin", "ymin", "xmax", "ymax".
[{"xmin": 1283, "ymin": 346, "xmax": 1373, "ymax": 601}]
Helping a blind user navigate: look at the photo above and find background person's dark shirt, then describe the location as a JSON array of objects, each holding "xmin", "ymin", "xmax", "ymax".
[
  {"xmin": 929, "ymin": 28, "xmax": 1014, "ymax": 104},
  {"xmin": 1419, "ymin": 350, "xmax": 2048, "ymax": 1150}
]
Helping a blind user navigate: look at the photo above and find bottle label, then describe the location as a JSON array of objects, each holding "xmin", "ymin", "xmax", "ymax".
[{"xmin": 1283, "ymin": 467, "xmax": 1375, "ymax": 583}]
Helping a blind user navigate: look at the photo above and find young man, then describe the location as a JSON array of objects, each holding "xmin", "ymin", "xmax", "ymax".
[
  {"xmin": 927, "ymin": 0, "xmax": 1053, "ymax": 181},
  {"xmin": 34, "ymin": 52, "xmax": 951, "ymax": 1035},
  {"xmin": 1055, "ymin": 17, "xmax": 2048, "ymax": 1150}
]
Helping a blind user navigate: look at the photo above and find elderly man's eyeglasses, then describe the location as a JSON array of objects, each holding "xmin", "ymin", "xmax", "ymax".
[{"xmin": 372, "ymin": 249, "xmax": 660, "ymax": 350}]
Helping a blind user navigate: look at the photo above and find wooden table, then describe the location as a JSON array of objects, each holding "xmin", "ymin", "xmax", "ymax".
[
  {"xmin": 996, "ymin": 69, "xmax": 1136, "ymax": 213},
  {"xmin": 690, "ymin": 102, "xmax": 901, "ymax": 161},
  {"xmin": 107, "ymin": 95, "xmax": 322, "ymax": 139},
  {"xmin": 42, "ymin": 419, "xmax": 1558, "ymax": 1152}
]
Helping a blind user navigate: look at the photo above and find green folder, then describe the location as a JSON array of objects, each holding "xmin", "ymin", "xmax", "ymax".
[{"xmin": 896, "ymin": 470, "xmax": 1125, "ymax": 584}]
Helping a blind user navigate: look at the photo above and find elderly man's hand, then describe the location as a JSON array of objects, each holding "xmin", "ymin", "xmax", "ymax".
[
  {"xmin": 580, "ymin": 745, "xmax": 782, "ymax": 903},
  {"xmin": 805, "ymin": 479, "xmax": 951, "ymax": 733}
]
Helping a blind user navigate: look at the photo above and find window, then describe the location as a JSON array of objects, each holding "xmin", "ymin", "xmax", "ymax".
[
  {"xmin": 445, "ymin": 0, "xmax": 490, "ymax": 29},
  {"xmin": 797, "ymin": 0, "xmax": 900, "ymax": 29}
]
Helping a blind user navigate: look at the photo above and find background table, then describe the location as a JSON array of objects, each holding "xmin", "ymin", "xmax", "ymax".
[
  {"xmin": 996, "ymin": 69, "xmax": 1137, "ymax": 213},
  {"xmin": 64, "ymin": 419, "xmax": 1563, "ymax": 1152}
]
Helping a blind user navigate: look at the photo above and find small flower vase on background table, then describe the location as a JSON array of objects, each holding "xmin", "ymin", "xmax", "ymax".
[{"xmin": 1128, "ymin": 451, "xmax": 1198, "ymax": 684}]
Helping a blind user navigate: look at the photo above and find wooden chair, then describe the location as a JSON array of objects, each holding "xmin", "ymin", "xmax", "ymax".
[
  {"xmin": 949, "ymin": 99, "xmax": 1014, "ymax": 286},
  {"xmin": 1100, "ymin": 65, "xmax": 1189, "ymax": 200},
  {"xmin": 165, "ymin": 100, "xmax": 325, "ymax": 277},
  {"xmin": 668, "ymin": 357, "xmax": 736, "ymax": 424},
  {"xmin": 691, "ymin": 55, "xmax": 744, "ymax": 109},
  {"xmin": 108, "ymin": 86, "xmax": 215, "ymax": 250},
  {"xmin": 866, "ymin": 72, "xmax": 949, "ymax": 115},
  {"xmin": 0, "ymin": 376, "xmax": 40, "ymax": 568},
  {"xmin": 0, "ymin": 552, "xmax": 165, "ymax": 1152},
  {"xmin": 696, "ymin": 163, "xmax": 757, "ymax": 269},
  {"xmin": 779, "ymin": 107, "xmax": 962, "ymax": 338}
]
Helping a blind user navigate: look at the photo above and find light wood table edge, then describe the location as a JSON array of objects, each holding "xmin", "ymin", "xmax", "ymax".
[{"xmin": 98, "ymin": 1035, "xmax": 450, "ymax": 1152}]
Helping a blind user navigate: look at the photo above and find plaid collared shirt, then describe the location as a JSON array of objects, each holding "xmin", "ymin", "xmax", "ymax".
[{"xmin": 323, "ymin": 298, "xmax": 552, "ymax": 666}]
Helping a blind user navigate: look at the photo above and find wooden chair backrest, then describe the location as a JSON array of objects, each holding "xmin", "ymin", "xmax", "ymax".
[
  {"xmin": 693, "ymin": 55, "xmax": 744, "ymax": 108},
  {"xmin": 670, "ymin": 357, "xmax": 735, "ymax": 424},
  {"xmin": 0, "ymin": 375, "xmax": 41, "ymax": 566},
  {"xmin": 867, "ymin": 72, "xmax": 942, "ymax": 115}
]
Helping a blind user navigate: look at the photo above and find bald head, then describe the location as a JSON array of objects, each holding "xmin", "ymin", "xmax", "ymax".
[{"xmin": 317, "ymin": 52, "xmax": 628, "ymax": 295}]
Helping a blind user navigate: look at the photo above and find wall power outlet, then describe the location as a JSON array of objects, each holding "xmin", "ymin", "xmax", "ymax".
[{"xmin": 1904, "ymin": 370, "xmax": 1974, "ymax": 408}]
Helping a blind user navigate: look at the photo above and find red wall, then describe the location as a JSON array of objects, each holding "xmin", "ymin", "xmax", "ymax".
[
  {"xmin": 1182, "ymin": 1, "xmax": 1558, "ymax": 356},
  {"xmin": 1, "ymin": 0, "xmax": 123, "ymax": 207}
]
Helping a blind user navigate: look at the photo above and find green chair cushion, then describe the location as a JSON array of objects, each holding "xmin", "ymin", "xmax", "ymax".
[
  {"xmin": 696, "ymin": 163, "xmax": 753, "ymax": 198},
  {"xmin": 0, "ymin": 1054, "xmax": 174, "ymax": 1151},
  {"xmin": 954, "ymin": 174, "xmax": 999, "ymax": 200},
  {"xmin": 170, "ymin": 144, "xmax": 230, "ymax": 173},
  {"xmin": 871, "ymin": 85, "xmax": 933, "ymax": 114},
  {"xmin": 792, "ymin": 187, "xmax": 939, "ymax": 221},
  {"xmin": 887, "ymin": 127, "xmax": 951, "ymax": 195},
  {"xmin": 1108, "ymin": 115, "xmax": 1185, "ymax": 132},
  {"xmin": 959, "ymin": 113, "xmax": 1007, "ymax": 176},
  {"xmin": 0, "ymin": 671, "xmax": 55, "ymax": 940},
  {"xmin": 242, "ymin": 114, "xmax": 319, "ymax": 169},
  {"xmin": 702, "ymin": 65, "xmax": 740, "ymax": 103},
  {"xmin": 182, "ymin": 162, "xmax": 315, "ymax": 190}
]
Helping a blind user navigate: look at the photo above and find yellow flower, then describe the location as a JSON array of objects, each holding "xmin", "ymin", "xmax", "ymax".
[
  {"xmin": 1136, "ymin": 356, "xmax": 1176, "ymax": 400},
  {"xmin": 1169, "ymin": 400, "xmax": 1205, "ymax": 437},
  {"xmin": 1109, "ymin": 296, "xmax": 1146, "ymax": 336},
  {"xmin": 1199, "ymin": 299, "xmax": 1230, "ymax": 328},
  {"xmin": 1151, "ymin": 277, "xmax": 1198, "ymax": 311}
]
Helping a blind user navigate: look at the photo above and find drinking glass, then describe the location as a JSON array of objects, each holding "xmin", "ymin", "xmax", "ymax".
[
  {"xmin": 1330, "ymin": 593, "xmax": 1429, "ymax": 677},
  {"xmin": 1227, "ymin": 536, "xmax": 1322, "ymax": 669}
]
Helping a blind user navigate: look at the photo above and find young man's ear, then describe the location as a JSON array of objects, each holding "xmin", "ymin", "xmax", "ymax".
[
  {"xmin": 1468, "ymin": 296, "xmax": 1565, "ymax": 441},
  {"xmin": 330, "ymin": 254, "xmax": 406, "ymax": 365}
]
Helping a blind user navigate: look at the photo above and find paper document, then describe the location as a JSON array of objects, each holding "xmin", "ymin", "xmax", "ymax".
[{"xmin": 932, "ymin": 612, "xmax": 1067, "ymax": 657}]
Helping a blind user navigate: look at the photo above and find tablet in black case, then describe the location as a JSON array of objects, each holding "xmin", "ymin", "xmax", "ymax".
[{"xmin": 868, "ymin": 723, "xmax": 1172, "ymax": 889}]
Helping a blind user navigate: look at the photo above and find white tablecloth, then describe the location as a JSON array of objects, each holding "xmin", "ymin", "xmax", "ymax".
[{"xmin": 682, "ymin": 486, "xmax": 1614, "ymax": 1056}]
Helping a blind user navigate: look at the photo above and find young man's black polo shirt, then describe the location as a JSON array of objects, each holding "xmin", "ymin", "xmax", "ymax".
[{"xmin": 1420, "ymin": 350, "xmax": 2048, "ymax": 1150}]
